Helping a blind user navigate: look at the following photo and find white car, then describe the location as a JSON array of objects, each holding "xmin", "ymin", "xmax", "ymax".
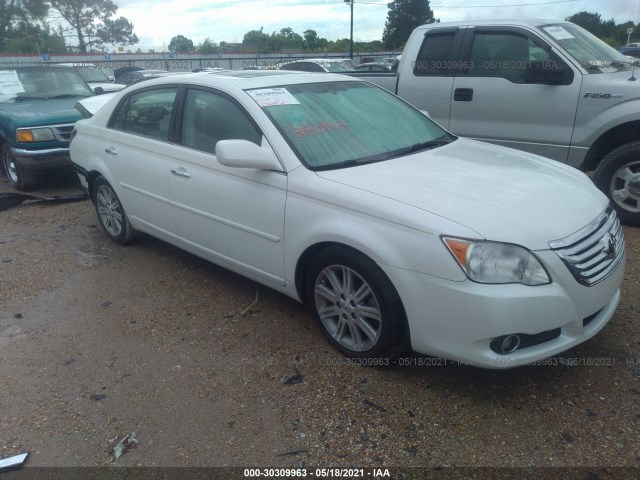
[
  {"xmin": 278, "ymin": 58, "xmax": 357, "ymax": 73},
  {"xmin": 70, "ymin": 71, "xmax": 625, "ymax": 368}
]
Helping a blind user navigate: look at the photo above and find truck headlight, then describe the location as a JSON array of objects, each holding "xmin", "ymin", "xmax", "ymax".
[
  {"xmin": 17, "ymin": 127, "xmax": 56, "ymax": 143},
  {"xmin": 442, "ymin": 237, "xmax": 550, "ymax": 285}
]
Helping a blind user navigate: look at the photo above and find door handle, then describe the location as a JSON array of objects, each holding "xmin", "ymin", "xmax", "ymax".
[
  {"xmin": 104, "ymin": 146, "xmax": 118, "ymax": 155},
  {"xmin": 171, "ymin": 168, "xmax": 191, "ymax": 179},
  {"xmin": 454, "ymin": 88, "xmax": 474, "ymax": 101}
]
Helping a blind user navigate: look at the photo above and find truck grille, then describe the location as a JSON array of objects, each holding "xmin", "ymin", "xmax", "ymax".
[{"xmin": 549, "ymin": 207, "xmax": 625, "ymax": 287}]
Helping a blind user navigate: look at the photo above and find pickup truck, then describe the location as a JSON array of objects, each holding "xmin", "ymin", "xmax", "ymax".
[
  {"xmin": 0, "ymin": 66, "xmax": 94, "ymax": 190},
  {"xmin": 354, "ymin": 19, "xmax": 640, "ymax": 226}
]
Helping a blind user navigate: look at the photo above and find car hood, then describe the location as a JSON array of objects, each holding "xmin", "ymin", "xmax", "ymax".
[
  {"xmin": 314, "ymin": 138, "xmax": 609, "ymax": 250},
  {"xmin": 0, "ymin": 96, "xmax": 86, "ymax": 127}
]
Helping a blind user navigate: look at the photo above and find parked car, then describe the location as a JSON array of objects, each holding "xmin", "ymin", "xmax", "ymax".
[
  {"xmin": 1, "ymin": 66, "xmax": 94, "ymax": 189},
  {"xmin": 115, "ymin": 69, "xmax": 169, "ymax": 85},
  {"xmin": 617, "ymin": 46, "xmax": 640, "ymax": 59},
  {"xmin": 70, "ymin": 71, "xmax": 624, "ymax": 368},
  {"xmin": 355, "ymin": 63, "xmax": 392, "ymax": 72},
  {"xmin": 99, "ymin": 66, "xmax": 115, "ymax": 82},
  {"xmin": 73, "ymin": 65, "xmax": 125, "ymax": 93},
  {"xmin": 278, "ymin": 58, "xmax": 357, "ymax": 73}
]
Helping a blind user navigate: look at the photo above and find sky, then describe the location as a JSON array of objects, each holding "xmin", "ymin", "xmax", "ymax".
[{"xmin": 111, "ymin": 0, "xmax": 640, "ymax": 51}]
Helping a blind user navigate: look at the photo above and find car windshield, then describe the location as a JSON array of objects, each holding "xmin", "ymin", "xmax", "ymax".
[
  {"xmin": 249, "ymin": 81, "xmax": 451, "ymax": 170},
  {"xmin": 75, "ymin": 66, "xmax": 110, "ymax": 83},
  {"xmin": 1, "ymin": 68, "xmax": 94, "ymax": 98},
  {"xmin": 538, "ymin": 23, "xmax": 631, "ymax": 72}
]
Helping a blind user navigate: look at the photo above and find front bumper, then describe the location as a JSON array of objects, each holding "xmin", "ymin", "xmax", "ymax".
[
  {"xmin": 381, "ymin": 249, "xmax": 624, "ymax": 369},
  {"xmin": 11, "ymin": 146, "xmax": 72, "ymax": 173}
]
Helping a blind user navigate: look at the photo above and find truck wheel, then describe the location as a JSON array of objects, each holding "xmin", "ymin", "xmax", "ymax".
[
  {"xmin": 305, "ymin": 245, "xmax": 409, "ymax": 360},
  {"xmin": 594, "ymin": 142, "xmax": 640, "ymax": 226},
  {"xmin": 1, "ymin": 144, "xmax": 36, "ymax": 190}
]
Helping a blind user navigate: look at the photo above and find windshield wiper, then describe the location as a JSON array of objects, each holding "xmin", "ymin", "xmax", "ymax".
[
  {"xmin": 315, "ymin": 159, "xmax": 361, "ymax": 171},
  {"xmin": 386, "ymin": 137, "xmax": 455, "ymax": 159},
  {"xmin": 15, "ymin": 95, "xmax": 47, "ymax": 100},
  {"xmin": 47, "ymin": 93, "xmax": 92, "ymax": 99},
  {"xmin": 313, "ymin": 136, "xmax": 456, "ymax": 171}
]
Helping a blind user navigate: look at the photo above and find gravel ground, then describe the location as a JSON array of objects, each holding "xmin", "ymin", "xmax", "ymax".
[{"xmin": 0, "ymin": 171, "xmax": 639, "ymax": 475}]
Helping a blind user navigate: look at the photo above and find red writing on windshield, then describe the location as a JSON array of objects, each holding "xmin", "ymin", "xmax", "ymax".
[{"xmin": 291, "ymin": 121, "xmax": 348, "ymax": 138}]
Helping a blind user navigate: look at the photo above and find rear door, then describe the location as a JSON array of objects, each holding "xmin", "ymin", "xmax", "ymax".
[{"xmin": 103, "ymin": 86, "xmax": 178, "ymax": 241}]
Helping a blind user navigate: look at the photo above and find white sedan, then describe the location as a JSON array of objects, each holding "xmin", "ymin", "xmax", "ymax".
[{"xmin": 70, "ymin": 71, "xmax": 625, "ymax": 368}]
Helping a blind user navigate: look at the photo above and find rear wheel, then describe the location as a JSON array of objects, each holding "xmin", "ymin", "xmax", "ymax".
[
  {"xmin": 594, "ymin": 142, "xmax": 640, "ymax": 226},
  {"xmin": 1, "ymin": 144, "xmax": 36, "ymax": 190},
  {"xmin": 305, "ymin": 245, "xmax": 408, "ymax": 360},
  {"xmin": 93, "ymin": 176, "xmax": 140, "ymax": 244}
]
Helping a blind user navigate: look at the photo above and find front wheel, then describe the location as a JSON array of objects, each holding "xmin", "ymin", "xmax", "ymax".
[
  {"xmin": 1, "ymin": 144, "xmax": 36, "ymax": 190},
  {"xmin": 93, "ymin": 176, "xmax": 140, "ymax": 244},
  {"xmin": 305, "ymin": 245, "xmax": 409, "ymax": 360},
  {"xmin": 594, "ymin": 142, "xmax": 640, "ymax": 226}
]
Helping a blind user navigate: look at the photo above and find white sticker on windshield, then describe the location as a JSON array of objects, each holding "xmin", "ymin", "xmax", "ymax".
[
  {"xmin": 248, "ymin": 88, "xmax": 300, "ymax": 107},
  {"xmin": 0, "ymin": 70, "xmax": 25, "ymax": 94},
  {"xmin": 543, "ymin": 26, "xmax": 574, "ymax": 41}
]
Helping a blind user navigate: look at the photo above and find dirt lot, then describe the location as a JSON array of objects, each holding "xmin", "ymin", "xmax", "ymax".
[{"xmin": 0, "ymin": 171, "xmax": 639, "ymax": 475}]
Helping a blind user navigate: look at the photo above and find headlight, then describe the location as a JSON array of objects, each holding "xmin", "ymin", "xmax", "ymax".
[
  {"xmin": 16, "ymin": 127, "xmax": 55, "ymax": 143},
  {"xmin": 442, "ymin": 237, "xmax": 550, "ymax": 285}
]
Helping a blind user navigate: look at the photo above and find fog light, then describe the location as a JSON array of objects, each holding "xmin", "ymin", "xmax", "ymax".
[{"xmin": 500, "ymin": 335, "xmax": 521, "ymax": 354}]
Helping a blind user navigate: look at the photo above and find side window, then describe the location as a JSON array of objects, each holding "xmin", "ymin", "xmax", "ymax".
[
  {"xmin": 414, "ymin": 32, "xmax": 457, "ymax": 75},
  {"xmin": 110, "ymin": 88, "xmax": 177, "ymax": 141},
  {"xmin": 180, "ymin": 89, "xmax": 261, "ymax": 154},
  {"xmin": 467, "ymin": 32, "xmax": 563, "ymax": 83}
]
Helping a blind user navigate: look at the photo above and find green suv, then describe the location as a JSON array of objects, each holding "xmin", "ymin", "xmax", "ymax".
[{"xmin": 0, "ymin": 66, "xmax": 94, "ymax": 189}]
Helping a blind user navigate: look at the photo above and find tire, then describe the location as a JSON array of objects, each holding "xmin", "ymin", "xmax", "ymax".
[
  {"xmin": 92, "ymin": 176, "xmax": 140, "ymax": 244},
  {"xmin": 305, "ymin": 245, "xmax": 409, "ymax": 360},
  {"xmin": 1, "ymin": 143, "xmax": 36, "ymax": 190},
  {"xmin": 594, "ymin": 142, "xmax": 640, "ymax": 226}
]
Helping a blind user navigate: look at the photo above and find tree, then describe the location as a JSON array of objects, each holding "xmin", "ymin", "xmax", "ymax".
[
  {"xmin": 382, "ymin": 0, "xmax": 437, "ymax": 50},
  {"xmin": 168, "ymin": 34, "xmax": 194, "ymax": 52},
  {"xmin": 0, "ymin": 0, "xmax": 49, "ymax": 51},
  {"xmin": 242, "ymin": 27, "xmax": 271, "ymax": 52},
  {"xmin": 271, "ymin": 27, "xmax": 303, "ymax": 52},
  {"xmin": 303, "ymin": 29, "xmax": 319, "ymax": 50},
  {"xmin": 48, "ymin": 0, "xmax": 138, "ymax": 52},
  {"xmin": 4, "ymin": 22, "xmax": 65, "ymax": 53},
  {"xmin": 565, "ymin": 12, "xmax": 606, "ymax": 37},
  {"xmin": 196, "ymin": 38, "xmax": 218, "ymax": 54}
]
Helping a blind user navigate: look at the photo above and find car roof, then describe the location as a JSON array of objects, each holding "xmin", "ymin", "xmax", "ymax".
[
  {"xmin": 123, "ymin": 70, "xmax": 361, "ymax": 91},
  {"xmin": 284, "ymin": 58, "xmax": 353, "ymax": 63},
  {"xmin": 416, "ymin": 19, "xmax": 567, "ymax": 29}
]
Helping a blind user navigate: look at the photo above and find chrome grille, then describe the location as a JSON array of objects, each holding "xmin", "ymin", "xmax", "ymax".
[
  {"xmin": 549, "ymin": 207, "xmax": 625, "ymax": 286},
  {"xmin": 51, "ymin": 123, "xmax": 75, "ymax": 142}
]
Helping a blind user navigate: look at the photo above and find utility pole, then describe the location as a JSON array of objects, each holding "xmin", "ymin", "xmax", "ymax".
[{"xmin": 345, "ymin": 0, "xmax": 353, "ymax": 59}]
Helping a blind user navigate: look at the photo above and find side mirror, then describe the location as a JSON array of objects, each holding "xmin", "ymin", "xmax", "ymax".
[
  {"xmin": 216, "ymin": 140, "xmax": 280, "ymax": 170},
  {"xmin": 94, "ymin": 86, "xmax": 105, "ymax": 95},
  {"xmin": 525, "ymin": 60, "xmax": 573, "ymax": 85}
]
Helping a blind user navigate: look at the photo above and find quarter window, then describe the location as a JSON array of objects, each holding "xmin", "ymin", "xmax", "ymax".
[{"xmin": 110, "ymin": 88, "xmax": 177, "ymax": 141}]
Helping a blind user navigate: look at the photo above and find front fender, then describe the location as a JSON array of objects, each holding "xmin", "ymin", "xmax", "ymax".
[{"xmin": 573, "ymin": 98, "xmax": 640, "ymax": 147}]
